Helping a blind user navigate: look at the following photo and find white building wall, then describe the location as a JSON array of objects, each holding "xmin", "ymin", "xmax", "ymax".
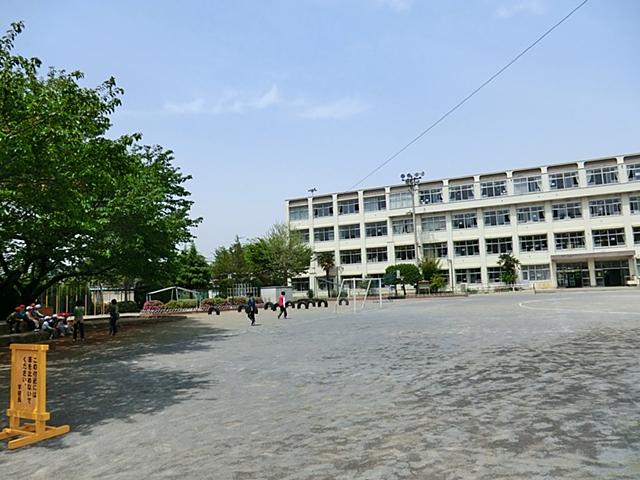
[{"xmin": 287, "ymin": 152, "xmax": 640, "ymax": 291}]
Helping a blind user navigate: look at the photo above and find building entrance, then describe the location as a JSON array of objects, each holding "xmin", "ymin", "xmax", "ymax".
[
  {"xmin": 595, "ymin": 260, "xmax": 630, "ymax": 287},
  {"xmin": 556, "ymin": 262, "xmax": 589, "ymax": 288}
]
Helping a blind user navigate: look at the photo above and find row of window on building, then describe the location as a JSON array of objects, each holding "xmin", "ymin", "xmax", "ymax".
[
  {"xmin": 318, "ymin": 227, "xmax": 640, "ymax": 268},
  {"xmin": 289, "ymin": 164, "xmax": 640, "ymax": 220},
  {"xmin": 297, "ymin": 196, "xmax": 640, "ymax": 242}
]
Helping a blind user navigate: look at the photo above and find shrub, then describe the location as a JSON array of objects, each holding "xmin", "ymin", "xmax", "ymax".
[
  {"xmin": 117, "ymin": 300, "xmax": 140, "ymax": 313},
  {"xmin": 164, "ymin": 299, "xmax": 198, "ymax": 309},
  {"xmin": 143, "ymin": 300, "xmax": 164, "ymax": 310},
  {"xmin": 307, "ymin": 289, "xmax": 314, "ymax": 299},
  {"xmin": 229, "ymin": 296, "xmax": 247, "ymax": 305},
  {"xmin": 201, "ymin": 298, "xmax": 217, "ymax": 307}
]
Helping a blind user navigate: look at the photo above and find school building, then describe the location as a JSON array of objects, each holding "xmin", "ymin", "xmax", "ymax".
[{"xmin": 286, "ymin": 152, "xmax": 640, "ymax": 293}]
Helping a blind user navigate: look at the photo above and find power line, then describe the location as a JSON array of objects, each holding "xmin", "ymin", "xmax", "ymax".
[{"xmin": 349, "ymin": 0, "xmax": 589, "ymax": 190}]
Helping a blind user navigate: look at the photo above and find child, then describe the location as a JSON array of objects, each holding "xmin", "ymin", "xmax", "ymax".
[
  {"xmin": 246, "ymin": 293, "xmax": 257, "ymax": 326},
  {"xmin": 277, "ymin": 291, "xmax": 287, "ymax": 319}
]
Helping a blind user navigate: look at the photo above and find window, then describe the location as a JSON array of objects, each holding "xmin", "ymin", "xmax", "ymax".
[
  {"xmin": 592, "ymin": 228, "xmax": 625, "ymax": 248},
  {"xmin": 313, "ymin": 202, "xmax": 333, "ymax": 218},
  {"xmin": 552, "ymin": 201, "xmax": 582, "ymax": 220},
  {"xmin": 419, "ymin": 188, "xmax": 443, "ymax": 205},
  {"xmin": 455, "ymin": 268, "xmax": 481, "ymax": 284},
  {"xmin": 292, "ymin": 277, "xmax": 310, "ymax": 292},
  {"xmin": 487, "ymin": 267, "xmax": 503, "ymax": 283},
  {"xmin": 587, "ymin": 166, "xmax": 618, "ymax": 185},
  {"xmin": 423, "ymin": 242, "xmax": 448, "ymax": 258},
  {"xmin": 295, "ymin": 229, "xmax": 309, "ymax": 243},
  {"xmin": 519, "ymin": 234, "xmax": 548, "ymax": 252},
  {"xmin": 634, "ymin": 227, "xmax": 640, "ymax": 245},
  {"xmin": 484, "ymin": 209, "xmax": 510, "ymax": 227},
  {"xmin": 631, "ymin": 196, "xmax": 640, "ymax": 214},
  {"xmin": 392, "ymin": 218, "xmax": 414, "ymax": 235},
  {"xmin": 517, "ymin": 205, "xmax": 545, "ymax": 224},
  {"xmin": 314, "ymin": 226, "xmax": 334, "ymax": 242},
  {"xmin": 521, "ymin": 264, "xmax": 550, "ymax": 281},
  {"xmin": 555, "ymin": 231, "xmax": 585, "ymax": 250},
  {"xmin": 363, "ymin": 195, "xmax": 386, "ymax": 212},
  {"xmin": 289, "ymin": 205, "xmax": 308, "ymax": 221},
  {"xmin": 481, "ymin": 180, "xmax": 507, "ymax": 198},
  {"xmin": 366, "ymin": 247, "xmax": 388, "ymax": 263},
  {"xmin": 422, "ymin": 215, "xmax": 446, "ymax": 232},
  {"xmin": 589, "ymin": 198, "xmax": 621, "ymax": 217},
  {"xmin": 513, "ymin": 176, "xmax": 541, "ymax": 194},
  {"xmin": 365, "ymin": 221, "xmax": 387, "ymax": 237},
  {"xmin": 389, "ymin": 192, "xmax": 412, "ymax": 209},
  {"xmin": 485, "ymin": 237, "xmax": 513, "ymax": 255},
  {"xmin": 337, "ymin": 199, "xmax": 359, "ymax": 215},
  {"xmin": 627, "ymin": 163, "xmax": 640, "ymax": 182},
  {"xmin": 338, "ymin": 224, "xmax": 360, "ymax": 240},
  {"xmin": 449, "ymin": 184, "xmax": 475, "ymax": 202},
  {"xmin": 340, "ymin": 249, "xmax": 361, "ymax": 264},
  {"xmin": 454, "ymin": 240, "xmax": 480, "ymax": 257},
  {"xmin": 395, "ymin": 245, "xmax": 416, "ymax": 261},
  {"xmin": 549, "ymin": 171, "xmax": 579, "ymax": 190},
  {"xmin": 452, "ymin": 212, "xmax": 477, "ymax": 229}
]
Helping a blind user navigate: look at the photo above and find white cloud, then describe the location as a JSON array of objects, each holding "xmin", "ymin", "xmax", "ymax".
[
  {"xmin": 374, "ymin": 0, "xmax": 412, "ymax": 12},
  {"xmin": 298, "ymin": 97, "xmax": 369, "ymax": 120},
  {"xmin": 495, "ymin": 0, "xmax": 547, "ymax": 18},
  {"xmin": 162, "ymin": 86, "xmax": 368, "ymax": 120},
  {"xmin": 162, "ymin": 85, "xmax": 280, "ymax": 115}
]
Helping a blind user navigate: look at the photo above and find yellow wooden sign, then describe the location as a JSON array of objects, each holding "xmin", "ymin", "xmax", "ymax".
[{"xmin": 0, "ymin": 344, "xmax": 69, "ymax": 449}]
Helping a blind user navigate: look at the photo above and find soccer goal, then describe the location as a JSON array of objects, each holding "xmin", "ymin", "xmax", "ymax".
[{"xmin": 335, "ymin": 277, "xmax": 383, "ymax": 312}]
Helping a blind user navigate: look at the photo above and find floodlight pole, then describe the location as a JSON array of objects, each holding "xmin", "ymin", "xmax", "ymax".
[{"xmin": 400, "ymin": 172, "xmax": 424, "ymax": 267}]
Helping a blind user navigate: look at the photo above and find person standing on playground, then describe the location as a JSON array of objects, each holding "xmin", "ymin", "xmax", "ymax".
[
  {"xmin": 73, "ymin": 299, "xmax": 85, "ymax": 341},
  {"xmin": 246, "ymin": 293, "xmax": 257, "ymax": 326},
  {"xmin": 108, "ymin": 299, "xmax": 119, "ymax": 336},
  {"xmin": 277, "ymin": 291, "xmax": 287, "ymax": 319}
]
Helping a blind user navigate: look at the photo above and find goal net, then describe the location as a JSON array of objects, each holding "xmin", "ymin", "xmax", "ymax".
[{"xmin": 335, "ymin": 277, "xmax": 383, "ymax": 312}]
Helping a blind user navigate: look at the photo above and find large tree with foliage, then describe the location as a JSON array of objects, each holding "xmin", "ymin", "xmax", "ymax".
[
  {"xmin": 315, "ymin": 251, "xmax": 335, "ymax": 295},
  {"xmin": 384, "ymin": 264, "xmax": 421, "ymax": 296},
  {"xmin": 245, "ymin": 223, "xmax": 312, "ymax": 285},
  {"xmin": 0, "ymin": 22, "xmax": 200, "ymax": 313},
  {"xmin": 174, "ymin": 243, "xmax": 212, "ymax": 290},
  {"xmin": 211, "ymin": 236, "xmax": 250, "ymax": 286},
  {"xmin": 497, "ymin": 253, "xmax": 520, "ymax": 288}
]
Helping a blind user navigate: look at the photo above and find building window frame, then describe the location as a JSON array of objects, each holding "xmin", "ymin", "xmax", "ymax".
[
  {"xmin": 363, "ymin": 195, "xmax": 386, "ymax": 212},
  {"xmin": 314, "ymin": 226, "xmax": 335, "ymax": 242},
  {"xmin": 516, "ymin": 205, "xmax": 545, "ymax": 224},
  {"xmin": 454, "ymin": 239, "xmax": 480, "ymax": 257},
  {"xmin": 480, "ymin": 180, "xmax": 507, "ymax": 198},
  {"xmin": 589, "ymin": 198, "xmax": 622, "ymax": 217},
  {"xmin": 366, "ymin": 247, "xmax": 388, "ymax": 263},
  {"xmin": 521, "ymin": 264, "xmax": 551, "ymax": 281},
  {"xmin": 423, "ymin": 242, "xmax": 448, "ymax": 258},
  {"xmin": 340, "ymin": 249, "xmax": 362, "ymax": 264},
  {"xmin": 392, "ymin": 218, "xmax": 414, "ymax": 235},
  {"xmin": 313, "ymin": 202, "xmax": 334, "ymax": 218},
  {"xmin": 549, "ymin": 171, "xmax": 579, "ymax": 190},
  {"xmin": 395, "ymin": 245, "xmax": 416, "ymax": 261},
  {"xmin": 519, "ymin": 234, "xmax": 548, "ymax": 252},
  {"xmin": 365, "ymin": 221, "xmax": 388, "ymax": 237},
  {"xmin": 389, "ymin": 192, "xmax": 412, "ymax": 210},
  {"xmin": 337, "ymin": 198, "xmax": 359, "ymax": 215},
  {"xmin": 485, "ymin": 237, "xmax": 513, "ymax": 255},
  {"xmin": 587, "ymin": 166, "xmax": 618, "ymax": 186},
  {"xmin": 452, "ymin": 212, "xmax": 478, "ymax": 229},
  {"xmin": 554, "ymin": 231, "xmax": 586, "ymax": 250},
  {"xmin": 289, "ymin": 205, "xmax": 309, "ymax": 221},
  {"xmin": 422, "ymin": 215, "xmax": 447, "ymax": 232},
  {"xmin": 513, "ymin": 176, "xmax": 542, "ymax": 195},
  {"xmin": 484, "ymin": 209, "xmax": 511, "ymax": 227},
  {"xmin": 338, "ymin": 224, "xmax": 361, "ymax": 240},
  {"xmin": 419, "ymin": 188, "xmax": 443, "ymax": 205},
  {"xmin": 592, "ymin": 228, "xmax": 626, "ymax": 248},
  {"xmin": 552, "ymin": 201, "xmax": 582, "ymax": 221}
]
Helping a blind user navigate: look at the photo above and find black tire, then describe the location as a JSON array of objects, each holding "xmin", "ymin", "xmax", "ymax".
[
  {"xmin": 215, "ymin": 308, "xmax": 220, "ymax": 316},
  {"xmin": 237, "ymin": 305, "xmax": 245, "ymax": 313},
  {"xmin": 338, "ymin": 298, "xmax": 349, "ymax": 306},
  {"xmin": 271, "ymin": 304, "xmax": 278, "ymax": 311},
  {"xmin": 315, "ymin": 299, "xmax": 328, "ymax": 308},
  {"xmin": 285, "ymin": 300, "xmax": 295, "ymax": 308},
  {"xmin": 307, "ymin": 299, "xmax": 316, "ymax": 307},
  {"xmin": 264, "ymin": 302, "xmax": 273, "ymax": 310},
  {"xmin": 296, "ymin": 302, "xmax": 303, "ymax": 309}
]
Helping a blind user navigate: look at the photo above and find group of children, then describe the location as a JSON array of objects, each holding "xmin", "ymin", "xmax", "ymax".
[{"xmin": 5, "ymin": 301, "xmax": 87, "ymax": 340}]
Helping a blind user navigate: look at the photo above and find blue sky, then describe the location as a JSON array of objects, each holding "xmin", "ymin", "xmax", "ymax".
[{"xmin": 3, "ymin": 0, "xmax": 639, "ymax": 257}]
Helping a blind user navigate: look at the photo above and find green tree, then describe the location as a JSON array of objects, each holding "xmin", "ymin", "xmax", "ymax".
[
  {"xmin": 174, "ymin": 243, "xmax": 212, "ymax": 290},
  {"xmin": 384, "ymin": 264, "xmax": 421, "ymax": 296},
  {"xmin": 0, "ymin": 23, "xmax": 200, "ymax": 313},
  {"xmin": 245, "ymin": 224, "xmax": 312, "ymax": 285},
  {"xmin": 498, "ymin": 253, "xmax": 520, "ymax": 288},
  {"xmin": 315, "ymin": 251, "xmax": 335, "ymax": 296},
  {"xmin": 420, "ymin": 256, "xmax": 442, "ymax": 282},
  {"xmin": 211, "ymin": 236, "xmax": 250, "ymax": 285}
]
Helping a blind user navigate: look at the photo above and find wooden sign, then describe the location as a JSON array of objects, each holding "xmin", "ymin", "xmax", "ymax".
[{"xmin": 0, "ymin": 344, "xmax": 69, "ymax": 449}]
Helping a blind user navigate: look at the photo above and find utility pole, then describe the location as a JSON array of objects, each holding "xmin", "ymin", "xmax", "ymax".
[{"xmin": 400, "ymin": 172, "xmax": 424, "ymax": 267}]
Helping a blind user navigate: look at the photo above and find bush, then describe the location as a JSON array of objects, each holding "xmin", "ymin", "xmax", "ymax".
[
  {"xmin": 164, "ymin": 299, "xmax": 198, "ymax": 309},
  {"xmin": 229, "ymin": 296, "xmax": 247, "ymax": 305},
  {"xmin": 307, "ymin": 289, "xmax": 314, "ymax": 299},
  {"xmin": 143, "ymin": 300, "xmax": 164, "ymax": 310},
  {"xmin": 201, "ymin": 298, "xmax": 217, "ymax": 307},
  {"xmin": 117, "ymin": 300, "xmax": 140, "ymax": 313}
]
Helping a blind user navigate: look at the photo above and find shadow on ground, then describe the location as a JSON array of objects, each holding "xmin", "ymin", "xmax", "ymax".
[{"xmin": 0, "ymin": 319, "xmax": 233, "ymax": 447}]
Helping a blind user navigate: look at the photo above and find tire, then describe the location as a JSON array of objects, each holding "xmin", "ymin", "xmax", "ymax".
[
  {"xmin": 307, "ymin": 299, "xmax": 316, "ymax": 307},
  {"xmin": 271, "ymin": 304, "xmax": 278, "ymax": 311},
  {"xmin": 264, "ymin": 302, "xmax": 273, "ymax": 310},
  {"xmin": 315, "ymin": 299, "xmax": 328, "ymax": 308},
  {"xmin": 237, "ymin": 305, "xmax": 245, "ymax": 313},
  {"xmin": 338, "ymin": 298, "xmax": 349, "ymax": 306},
  {"xmin": 285, "ymin": 301, "xmax": 295, "ymax": 308}
]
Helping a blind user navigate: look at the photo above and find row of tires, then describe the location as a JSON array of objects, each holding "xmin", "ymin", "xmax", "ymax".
[{"xmin": 207, "ymin": 298, "xmax": 352, "ymax": 316}]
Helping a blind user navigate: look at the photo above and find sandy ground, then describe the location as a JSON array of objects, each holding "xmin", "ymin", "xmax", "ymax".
[{"xmin": 0, "ymin": 291, "xmax": 639, "ymax": 479}]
